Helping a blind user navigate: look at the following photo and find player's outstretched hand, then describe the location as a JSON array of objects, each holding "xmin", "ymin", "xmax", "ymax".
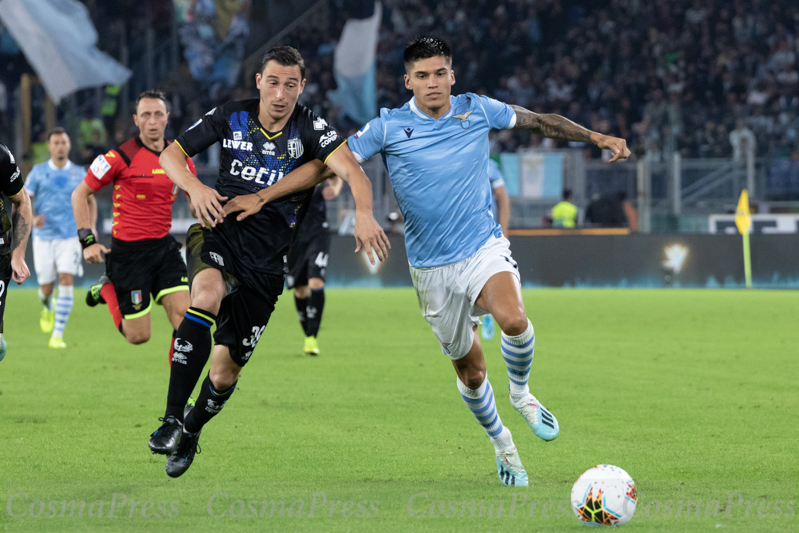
[
  {"xmin": 187, "ymin": 183, "xmax": 228, "ymax": 227},
  {"xmin": 33, "ymin": 214, "xmax": 45, "ymax": 229},
  {"xmin": 223, "ymin": 193, "xmax": 265, "ymax": 222},
  {"xmin": 10, "ymin": 253, "xmax": 30, "ymax": 284},
  {"xmin": 354, "ymin": 211, "xmax": 391, "ymax": 264},
  {"xmin": 594, "ymin": 134, "xmax": 631, "ymax": 162},
  {"xmin": 84, "ymin": 242, "xmax": 110, "ymax": 264}
]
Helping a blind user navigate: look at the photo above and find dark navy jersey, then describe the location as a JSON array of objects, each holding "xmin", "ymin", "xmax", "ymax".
[
  {"xmin": 294, "ymin": 185, "xmax": 328, "ymax": 244},
  {"xmin": 0, "ymin": 142, "xmax": 24, "ymax": 255},
  {"xmin": 176, "ymin": 99, "xmax": 346, "ymax": 275}
]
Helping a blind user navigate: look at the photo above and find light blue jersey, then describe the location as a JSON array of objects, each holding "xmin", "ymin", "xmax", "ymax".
[
  {"xmin": 349, "ymin": 93, "xmax": 516, "ymax": 267},
  {"xmin": 25, "ymin": 160, "xmax": 85, "ymax": 240}
]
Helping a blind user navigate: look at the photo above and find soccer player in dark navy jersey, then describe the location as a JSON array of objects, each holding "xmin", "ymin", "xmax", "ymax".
[
  {"xmin": 0, "ymin": 141, "xmax": 33, "ymax": 361},
  {"xmin": 149, "ymin": 46, "xmax": 390, "ymax": 477}
]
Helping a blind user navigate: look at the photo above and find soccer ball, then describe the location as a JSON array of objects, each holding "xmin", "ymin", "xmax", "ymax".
[{"xmin": 571, "ymin": 464, "xmax": 637, "ymax": 526}]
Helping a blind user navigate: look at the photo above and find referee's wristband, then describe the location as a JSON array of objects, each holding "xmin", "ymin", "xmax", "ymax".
[{"xmin": 78, "ymin": 228, "xmax": 97, "ymax": 249}]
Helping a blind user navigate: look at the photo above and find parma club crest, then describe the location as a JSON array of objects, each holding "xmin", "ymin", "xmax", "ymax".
[{"xmin": 287, "ymin": 138, "xmax": 304, "ymax": 159}]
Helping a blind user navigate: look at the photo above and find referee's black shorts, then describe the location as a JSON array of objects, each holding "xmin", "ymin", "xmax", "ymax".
[{"xmin": 106, "ymin": 236, "xmax": 188, "ymax": 319}]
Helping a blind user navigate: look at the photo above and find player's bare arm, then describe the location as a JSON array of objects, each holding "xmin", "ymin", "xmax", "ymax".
[
  {"xmin": 229, "ymin": 146, "xmax": 390, "ymax": 263},
  {"xmin": 8, "ymin": 189, "xmax": 31, "ymax": 284},
  {"xmin": 223, "ymin": 159, "xmax": 327, "ymax": 221},
  {"xmin": 510, "ymin": 105, "xmax": 631, "ymax": 163},
  {"xmin": 322, "ymin": 176, "xmax": 343, "ymax": 200},
  {"xmin": 72, "ymin": 181, "xmax": 109, "ymax": 264},
  {"xmin": 87, "ymin": 193, "xmax": 98, "ymax": 235},
  {"xmin": 324, "ymin": 146, "xmax": 390, "ymax": 263},
  {"xmin": 160, "ymin": 143, "xmax": 227, "ymax": 228},
  {"xmin": 494, "ymin": 185, "xmax": 511, "ymax": 236}
]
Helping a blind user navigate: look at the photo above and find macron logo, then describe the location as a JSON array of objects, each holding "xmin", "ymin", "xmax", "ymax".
[{"xmin": 404, "ymin": 127, "xmax": 414, "ymax": 138}]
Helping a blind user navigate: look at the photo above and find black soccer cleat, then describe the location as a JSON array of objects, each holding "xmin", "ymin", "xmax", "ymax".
[
  {"xmin": 148, "ymin": 415, "xmax": 183, "ymax": 455},
  {"xmin": 86, "ymin": 274, "xmax": 111, "ymax": 307},
  {"xmin": 166, "ymin": 428, "xmax": 202, "ymax": 478}
]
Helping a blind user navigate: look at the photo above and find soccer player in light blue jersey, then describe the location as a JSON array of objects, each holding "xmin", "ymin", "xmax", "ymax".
[
  {"xmin": 481, "ymin": 158, "xmax": 510, "ymax": 340},
  {"xmin": 234, "ymin": 36, "xmax": 630, "ymax": 487},
  {"xmin": 25, "ymin": 128, "xmax": 94, "ymax": 348}
]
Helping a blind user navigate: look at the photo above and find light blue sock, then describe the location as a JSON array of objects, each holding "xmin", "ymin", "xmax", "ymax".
[
  {"xmin": 457, "ymin": 375, "xmax": 513, "ymax": 449},
  {"xmin": 53, "ymin": 286, "xmax": 74, "ymax": 338},
  {"xmin": 502, "ymin": 319, "xmax": 534, "ymax": 400}
]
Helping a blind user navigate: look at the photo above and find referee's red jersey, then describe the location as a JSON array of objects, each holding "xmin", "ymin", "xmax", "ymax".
[{"xmin": 84, "ymin": 137, "xmax": 196, "ymax": 241}]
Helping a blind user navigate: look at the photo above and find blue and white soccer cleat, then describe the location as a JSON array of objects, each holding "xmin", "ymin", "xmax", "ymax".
[
  {"xmin": 0, "ymin": 335, "xmax": 6, "ymax": 362},
  {"xmin": 481, "ymin": 315, "xmax": 495, "ymax": 340},
  {"xmin": 511, "ymin": 394, "xmax": 560, "ymax": 441},
  {"xmin": 495, "ymin": 444, "xmax": 529, "ymax": 487}
]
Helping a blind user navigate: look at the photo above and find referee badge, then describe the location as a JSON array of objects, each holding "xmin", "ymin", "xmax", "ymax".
[{"xmin": 131, "ymin": 290, "xmax": 143, "ymax": 305}]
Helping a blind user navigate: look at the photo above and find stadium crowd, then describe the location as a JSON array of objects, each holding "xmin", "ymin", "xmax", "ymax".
[
  {"xmin": 2, "ymin": 0, "xmax": 799, "ymax": 164},
  {"xmin": 286, "ymin": 0, "xmax": 799, "ymax": 161}
]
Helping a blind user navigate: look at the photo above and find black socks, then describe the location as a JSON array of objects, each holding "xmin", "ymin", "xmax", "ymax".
[{"xmin": 165, "ymin": 307, "xmax": 217, "ymax": 421}]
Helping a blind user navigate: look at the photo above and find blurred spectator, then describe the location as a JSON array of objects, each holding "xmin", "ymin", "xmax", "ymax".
[
  {"xmin": 729, "ymin": 119, "xmax": 757, "ymax": 161},
  {"xmin": 81, "ymin": 129, "xmax": 106, "ymax": 165},
  {"xmin": 551, "ymin": 189, "xmax": 578, "ymax": 228},
  {"xmin": 585, "ymin": 192, "xmax": 629, "ymax": 228},
  {"xmin": 31, "ymin": 131, "xmax": 49, "ymax": 165},
  {"xmin": 78, "ymin": 109, "xmax": 107, "ymax": 152}
]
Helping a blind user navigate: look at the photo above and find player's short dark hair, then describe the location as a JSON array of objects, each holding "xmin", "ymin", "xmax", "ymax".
[
  {"xmin": 259, "ymin": 46, "xmax": 305, "ymax": 79},
  {"xmin": 48, "ymin": 127, "xmax": 68, "ymax": 140},
  {"xmin": 135, "ymin": 90, "xmax": 168, "ymax": 112},
  {"xmin": 403, "ymin": 36, "xmax": 452, "ymax": 69},
  {"xmin": 563, "ymin": 188, "xmax": 573, "ymax": 200}
]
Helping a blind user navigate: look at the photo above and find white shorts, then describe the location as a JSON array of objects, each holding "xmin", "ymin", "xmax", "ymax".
[
  {"xmin": 33, "ymin": 236, "xmax": 84, "ymax": 285},
  {"xmin": 410, "ymin": 235, "xmax": 520, "ymax": 360}
]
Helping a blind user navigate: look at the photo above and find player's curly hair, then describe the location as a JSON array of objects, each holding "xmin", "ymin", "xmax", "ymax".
[
  {"xmin": 403, "ymin": 36, "xmax": 452, "ymax": 68},
  {"xmin": 260, "ymin": 46, "xmax": 306, "ymax": 79}
]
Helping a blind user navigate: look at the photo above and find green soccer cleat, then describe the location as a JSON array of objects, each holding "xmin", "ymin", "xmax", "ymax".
[
  {"xmin": 495, "ymin": 444, "xmax": 529, "ymax": 487},
  {"xmin": 40, "ymin": 307, "xmax": 55, "ymax": 333},
  {"xmin": 0, "ymin": 335, "xmax": 6, "ymax": 362},
  {"xmin": 304, "ymin": 336, "xmax": 319, "ymax": 356},
  {"xmin": 86, "ymin": 274, "xmax": 111, "ymax": 307},
  {"xmin": 48, "ymin": 336, "xmax": 67, "ymax": 349}
]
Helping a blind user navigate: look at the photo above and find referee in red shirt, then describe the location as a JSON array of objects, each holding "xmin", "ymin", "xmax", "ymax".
[{"xmin": 72, "ymin": 91, "xmax": 195, "ymax": 364}]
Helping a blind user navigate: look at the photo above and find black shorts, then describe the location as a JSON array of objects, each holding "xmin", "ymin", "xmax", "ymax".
[
  {"xmin": 106, "ymin": 236, "xmax": 189, "ymax": 319},
  {"xmin": 0, "ymin": 255, "xmax": 11, "ymax": 331},
  {"xmin": 185, "ymin": 224, "xmax": 284, "ymax": 367},
  {"xmin": 286, "ymin": 230, "xmax": 330, "ymax": 289}
]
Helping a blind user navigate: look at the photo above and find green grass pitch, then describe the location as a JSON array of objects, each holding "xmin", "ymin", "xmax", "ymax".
[{"xmin": 0, "ymin": 287, "xmax": 796, "ymax": 532}]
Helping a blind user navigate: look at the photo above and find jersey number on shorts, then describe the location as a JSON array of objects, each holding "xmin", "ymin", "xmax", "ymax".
[
  {"xmin": 314, "ymin": 252, "xmax": 329, "ymax": 268},
  {"xmin": 242, "ymin": 325, "xmax": 266, "ymax": 348}
]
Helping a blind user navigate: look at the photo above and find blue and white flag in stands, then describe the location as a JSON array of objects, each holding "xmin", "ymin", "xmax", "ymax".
[
  {"xmin": 329, "ymin": 1, "xmax": 381, "ymax": 125},
  {"xmin": 0, "ymin": 0, "xmax": 131, "ymax": 103}
]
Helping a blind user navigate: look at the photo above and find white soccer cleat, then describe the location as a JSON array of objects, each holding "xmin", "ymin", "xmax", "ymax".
[
  {"xmin": 511, "ymin": 393, "xmax": 560, "ymax": 441},
  {"xmin": 495, "ymin": 444, "xmax": 529, "ymax": 487}
]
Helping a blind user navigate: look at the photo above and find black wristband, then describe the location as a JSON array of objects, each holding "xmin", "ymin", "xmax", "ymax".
[{"xmin": 78, "ymin": 228, "xmax": 97, "ymax": 249}]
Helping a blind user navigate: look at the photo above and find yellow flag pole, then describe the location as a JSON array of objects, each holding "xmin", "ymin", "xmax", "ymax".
[
  {"xmin": 742, "ymin": 231, "xmax": 752, "ymax": 289},
  {"xmin": 735, "ymin": 190, "xmax": 753, "ymax": 289}
]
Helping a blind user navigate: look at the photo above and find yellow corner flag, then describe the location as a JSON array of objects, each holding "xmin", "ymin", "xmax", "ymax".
[{"xmin": 735, "ymin": 189, "xmax": 752, "ymax": 289}]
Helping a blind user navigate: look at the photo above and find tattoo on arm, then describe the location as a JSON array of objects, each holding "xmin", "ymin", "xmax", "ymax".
[
  {"xmin": 511, "ymin": 105, "xmax": 594, "ymax": 143},
  {"xmin": 12, "ymin": 204, "xmax": 29, "ymax": 253}
]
